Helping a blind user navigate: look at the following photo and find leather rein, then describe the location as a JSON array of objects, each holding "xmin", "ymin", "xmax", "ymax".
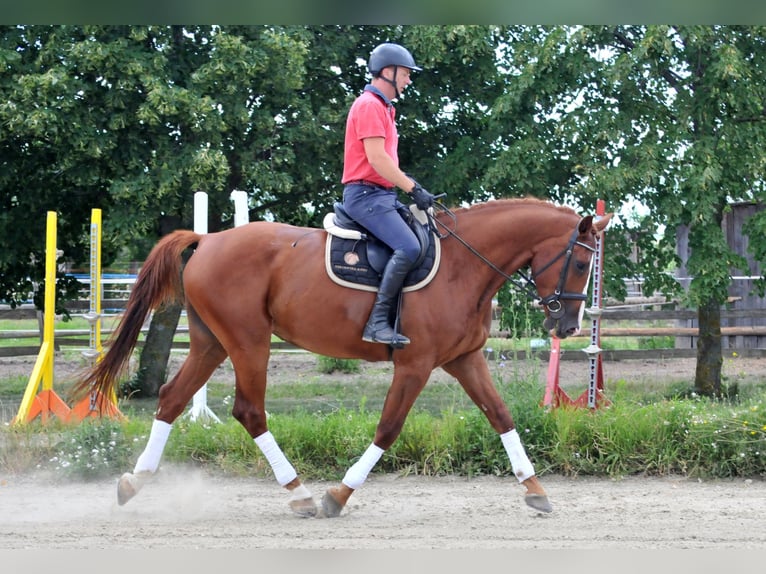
[{"xmin": 426, "ymin": 202, "xmax": 595, "ymax": 318}]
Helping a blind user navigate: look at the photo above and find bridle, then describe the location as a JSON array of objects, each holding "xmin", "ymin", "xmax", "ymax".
[
  {"xmin": 532, "ymin": 226, "xmax": 596, "ymax": 320},
  {"xmin": 428, "ymin": 203, "xmax": 596, "ymax": 318}
]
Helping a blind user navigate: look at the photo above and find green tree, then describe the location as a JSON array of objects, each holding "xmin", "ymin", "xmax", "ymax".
[
  {"xmin": 1, "ymin": 25, "xmax": 320, "ymax": 393},
  {"xmin": 489, "ymin": 25, "xmax": 766, "ymax": 396}
]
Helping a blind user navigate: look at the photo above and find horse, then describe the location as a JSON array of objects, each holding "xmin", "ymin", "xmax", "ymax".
[{"xmin": 73, "ymin": 197, "xmax": 612, "ymax": 517}]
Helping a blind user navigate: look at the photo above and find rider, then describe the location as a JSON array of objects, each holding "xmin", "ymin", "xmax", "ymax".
[{"xmin": 341, "ymin": 42, "xmax": 436, "ymax": 347}]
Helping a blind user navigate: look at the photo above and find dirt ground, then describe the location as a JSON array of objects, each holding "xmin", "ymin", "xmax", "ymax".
[
  {"xmin": 0, "ymin": 468, "xmax": 765, "ymax": 550},
  {"xmin": 2, "ymin": 352, "xmax": 766, "ymax": 550}
]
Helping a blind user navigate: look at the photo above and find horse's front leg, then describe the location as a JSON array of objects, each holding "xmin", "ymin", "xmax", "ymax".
[
  {"xmin": 443, "ymin": 350, "xmax": 553, "ymax": 513},
  {"xmin": 321, "ymin": 364, "xmax": 429, "ymax": 518}
]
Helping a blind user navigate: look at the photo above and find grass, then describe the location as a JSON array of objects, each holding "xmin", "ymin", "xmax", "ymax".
[
  {"xmin": 4, "ymin": 274, "xmax": 764, "ymax": 486},
  {"xmin": 2, "ymin": 351, "xmax": 765, "ymax": 482},
  {"xmin": 111, "ymin": 358, "xmax": 480, "ymax": 420}
]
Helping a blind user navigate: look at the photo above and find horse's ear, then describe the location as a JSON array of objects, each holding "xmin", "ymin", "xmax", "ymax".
[
  {"xmin": 578, "ymin": 215, "xmax": 594, "ymax": 234},
  {"xmin": 594, "ymin": 212, "xmax": 614, "ymax": 233},
  {"xmin": 578, "ymin": 213, "xmax": 614, "ymax": 235}
]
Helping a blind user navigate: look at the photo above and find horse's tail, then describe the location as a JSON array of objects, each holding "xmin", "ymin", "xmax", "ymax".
[{"xmin": 70, "ymin": 230, "xmax": 202, "ymax": 403}]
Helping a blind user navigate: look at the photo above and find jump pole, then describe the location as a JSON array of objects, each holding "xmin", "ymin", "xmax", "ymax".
[
  {"xmin": 184, "ymin": 192, "xmax": 221, "ymax": 423},
  {"xmin": 582, "ymin": 198, "xmax": 609, "ymax": 409},
  {"xmin": 185, "ymin": 191, "xmax": 250, "ymax": 422},
  {"xmin": 185, "ymin": 190, "xmax": 250, "ymax": 423},
  {"xmin": 231, "ymin": 190, "xmax": 248, "ymax": 227},
  {"xmin": 13, "ymin": 212, "xmax": 71, "ymax": 424},
  {"xmin": 83, "ymin": 208, "xmax": 104, "ymax": 363},
  {"xmin": 69, "ymin": 208, "xmax": 123, "ymax": 421},
  {"xmin": 542, "ymin": 199, "xmax": 609, "ymax": 410}
]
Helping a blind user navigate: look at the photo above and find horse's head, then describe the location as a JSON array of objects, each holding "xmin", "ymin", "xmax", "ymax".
[{"xmin": 531, "ymin": 212, "xmax": 613, "ymax": 339}]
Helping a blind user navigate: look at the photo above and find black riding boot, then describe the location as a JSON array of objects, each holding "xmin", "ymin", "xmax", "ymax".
[{"xmin": 362, "ymin": 251, "xmax": 414, "ymax": 346}]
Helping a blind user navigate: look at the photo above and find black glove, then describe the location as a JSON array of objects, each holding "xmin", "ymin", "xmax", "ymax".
[{"xmin": 410, "ymin": 184, "xmax": 435, "ymax": 211}]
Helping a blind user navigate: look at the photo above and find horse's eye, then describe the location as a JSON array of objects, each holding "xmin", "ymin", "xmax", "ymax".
[{"xmin": 575, "ymin": 260, "xmax": 589, "ymax": 273}]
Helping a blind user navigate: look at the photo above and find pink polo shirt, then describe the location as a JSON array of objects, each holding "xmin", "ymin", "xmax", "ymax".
[{"xmin": 341, "ymin": 87, "xmax": 398, "ymax": 188}]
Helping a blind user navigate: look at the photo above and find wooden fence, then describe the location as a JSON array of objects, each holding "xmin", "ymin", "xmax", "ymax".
[{"xmin": 3, "ymin": 299, "xmax": 766, "ymax": 361}]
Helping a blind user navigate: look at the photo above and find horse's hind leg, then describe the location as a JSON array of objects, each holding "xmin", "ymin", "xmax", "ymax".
[
  {"xmin": 117, "ymin": 306, "xmax": 227, "ymax": 506},
  {"xmin": 228, "ymin": 343, "xmax": 317, "ymax": 518},
  {"xmin": 442, "ymin": 349, "xmax": 553, "ymax": 513}
]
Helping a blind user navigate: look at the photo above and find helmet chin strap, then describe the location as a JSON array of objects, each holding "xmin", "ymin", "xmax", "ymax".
[{"xmin": 380, "ymin": 65, "xmax": 401, "ymax": 99}]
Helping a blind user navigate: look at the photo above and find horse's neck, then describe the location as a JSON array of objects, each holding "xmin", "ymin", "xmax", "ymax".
[{"xmin": 450, "ymin": 203, "xmax": 567, "ymax": 270}]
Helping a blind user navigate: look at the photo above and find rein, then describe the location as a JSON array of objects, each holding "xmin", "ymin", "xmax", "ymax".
[{"xmin": 427, "ymin": 202, "xmax": 595, "ymax": 315}]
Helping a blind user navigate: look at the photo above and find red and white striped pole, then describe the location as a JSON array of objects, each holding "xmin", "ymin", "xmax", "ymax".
[{"xmin": 583, "ymin": 199, "xmax": 607, "ymax": 409}]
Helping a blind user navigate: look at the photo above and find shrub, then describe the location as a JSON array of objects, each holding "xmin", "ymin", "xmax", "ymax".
[
  {"xmin": 47, "ymin": 418, "xmax": 141, "ymax": 480},
  {"xmin": 316, "ymin": 356, "xmax": 361, "ymax": 374}
]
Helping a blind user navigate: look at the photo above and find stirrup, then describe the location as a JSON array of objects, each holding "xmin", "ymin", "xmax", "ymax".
[
  {"xmin": 362, "ymin": 325, "xmax": 411, "ymax": 346},
  {"xmin": 388, "ymin": 333, "xmax": 410, "ymax": 349}
]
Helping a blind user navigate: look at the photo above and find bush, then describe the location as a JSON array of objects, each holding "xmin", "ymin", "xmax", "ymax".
[
  {"xmin": 48, "ymin": 418, "xmax": 142, "ymax": 480},
  {"xmin": 316, "ymin": 356, "xmax": 361, "ymax": 374}
]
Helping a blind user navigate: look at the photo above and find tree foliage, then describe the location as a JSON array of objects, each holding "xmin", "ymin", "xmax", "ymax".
[
  {"xmin": 489, "ymin": 26, "xmax": 766, "ymax": 395},
  {"xmin": 0, "ymin": 25, "xmax": 509, "ymax": 303}
]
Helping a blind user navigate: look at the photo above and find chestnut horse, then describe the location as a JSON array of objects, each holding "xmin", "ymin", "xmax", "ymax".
[{"xmin": 73, "ymin": 197, "xmax": 612, "ymax": 517}]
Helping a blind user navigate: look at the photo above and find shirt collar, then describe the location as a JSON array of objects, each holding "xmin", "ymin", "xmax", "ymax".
[{"xmin": 364, "ymin": 84, "xmax": 393, "ymax": 107}]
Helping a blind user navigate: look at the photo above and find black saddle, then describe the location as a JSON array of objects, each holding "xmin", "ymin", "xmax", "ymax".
[{"xmin": 324, "ymin": 202, "xmax": 439, "ymax": 290}]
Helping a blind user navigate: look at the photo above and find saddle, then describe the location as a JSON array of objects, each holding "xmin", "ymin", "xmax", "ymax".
[{"xmin": 323, "ymin": 203, "xmax": 441, "ymax": 292}]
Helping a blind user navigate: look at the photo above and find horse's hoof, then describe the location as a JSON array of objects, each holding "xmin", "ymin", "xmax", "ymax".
[
  {"xmin": 525, "ymin": 493, "xmax": 553, "ymax": 513},
  {"xmin": 117, "ymin": 471, "xmax": 150, "ymax": 506},
  {"xmin": 320, "ymin": 490, "xmax": 345, "ymax": 518},
  {"xmin": 117, "ymin": 472, "xmax": 140, "ymax": 506},
  {"xmin": 289, "ymin": 496, "xmax": 318, "ymax": 518}
]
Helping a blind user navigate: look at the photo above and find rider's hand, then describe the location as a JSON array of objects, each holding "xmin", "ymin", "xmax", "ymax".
[{"xmin": 410, "ymin": 184, "xmax": 435, "ymax": 211}]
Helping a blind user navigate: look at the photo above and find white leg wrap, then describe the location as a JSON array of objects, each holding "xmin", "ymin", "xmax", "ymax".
[
  {"xmin": 254, "ymin": 431, "xmax": 298, "ymax": 486},
  {"xmin": 501, "ymin": 428, "xmax": 535, "ymax": 483},
  {"xmin": 133, "ymin": 419, "xmax": 172, "ymax": 474},
  {"xmin": 342, "ymin": 443, "xmax": 384, "ymax": 490},
  {"xmin": 289, "ymin": 483, "xmax": 312, "ymax": 501}
]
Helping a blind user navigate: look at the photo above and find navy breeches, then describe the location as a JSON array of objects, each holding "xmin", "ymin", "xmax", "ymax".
[{"xmin": 342, "ymin": 184, "xmax": 420, "ymax": 264}]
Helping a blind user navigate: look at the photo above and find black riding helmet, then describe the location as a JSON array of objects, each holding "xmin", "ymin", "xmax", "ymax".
[
  {"xmin": 368, "ymin": 43, "xmax": 422, "ymax": 76},
  {"xmin": 368, "ymin": 43, "xmax": 422, "ymax": 99}
]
